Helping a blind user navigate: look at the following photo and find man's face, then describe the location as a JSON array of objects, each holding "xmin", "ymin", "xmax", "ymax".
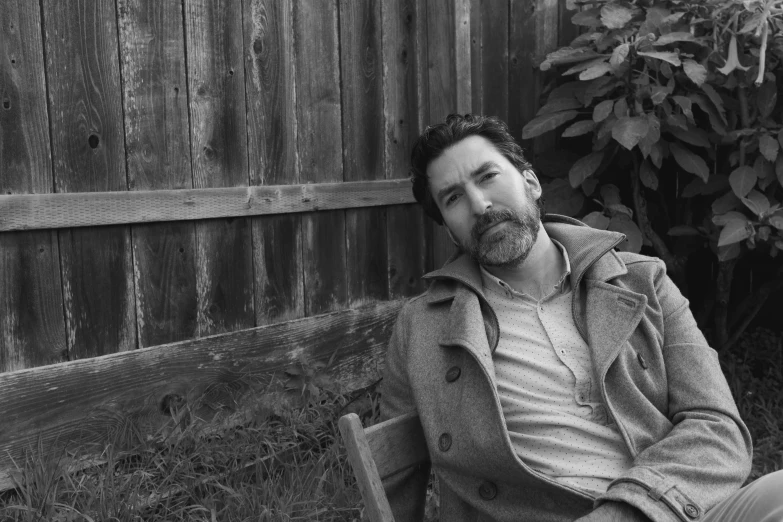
[{"xmin": 427, "ymin": 135, "xmax": 542, "ymax": 268}]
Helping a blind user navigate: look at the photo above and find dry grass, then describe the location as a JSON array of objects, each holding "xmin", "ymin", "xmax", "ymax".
[{"xmin": 0, "ymin": 327, "xmax": 780, "ymax": 521}]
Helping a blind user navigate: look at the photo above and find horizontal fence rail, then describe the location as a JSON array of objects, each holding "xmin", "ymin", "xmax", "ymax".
[
  {"xmin": 0, "ymin": 179, "xmax": 415, "ymax": 231},
  {"xmin": 0, "ymin": 299, "xmax": 404, "ymax": 491}
]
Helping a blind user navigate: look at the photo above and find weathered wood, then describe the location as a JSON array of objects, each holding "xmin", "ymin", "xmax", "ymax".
[
  {"xmin": 387, "ymin": 205, "xmax": 428, "ymax": 298},
  {"xmin": 186, "ymin": 0, "xmax": 254, "ymax": 336},
  {"xmin": 365, "ymin": 411, "xmax": 428, "ymax": 481},
  {"xmin": 470, "ymin": 0, "xmax": 509, "ymax": 118},
  {"xmin": 0, "ymin": 180, "xmax": 416, "ymax": 231},
  {"xmin": 252, "ymin": 214, "xmax": 304, "ymax": 326},
  {"xmin": 42, "ymin": 0, "xmax": 136, "ymax": 359},
  {"xmin": 293, "ymin": 0, "xmax": 347, "ymax": 316},
  {"xmin": 117, "ymin": 0, "xmax": 198, "ymax": 347},
  {"xmin": 0, "ymin": 2, "xmax": 66, "ymax": 371},
  {"xmin": 510, "ymin": 0, "xmax": 560, "ymax": 153},
  {"xmin": 339, "ymin": 413, "xmax": 395, "ymax": 522},
  {"xmin": 0, "ymin": 300, "xmax": 404, "ymax": 491},
  {"xmin": 455, "ymin": 0, "xmax": 472, "ymax": 114},
  {"xmin": 382, "ymin": 0, "xmax": 428, "ymax": 298},
  {"xmin": 340, "ymin": 0, "xmax": 388, "ymax": 307},
  {"xmin": 245, "ymin": 0, "xmax": 305, "ymax": 328}
]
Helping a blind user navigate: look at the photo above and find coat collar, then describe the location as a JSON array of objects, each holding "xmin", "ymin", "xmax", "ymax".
[{"xmin": 422, "ymin": 214, "xmax": 627, "ymax": 303}]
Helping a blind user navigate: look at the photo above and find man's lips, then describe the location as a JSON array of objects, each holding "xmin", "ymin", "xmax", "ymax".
[{"xmin": 477, "ymin": 220, "xmax": 508, "ymax": 237}]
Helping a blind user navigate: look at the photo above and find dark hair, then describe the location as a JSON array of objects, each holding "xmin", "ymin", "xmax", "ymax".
[{"xmin": 410, "ymin": 114, "xmax": 542, "ymax": 225}]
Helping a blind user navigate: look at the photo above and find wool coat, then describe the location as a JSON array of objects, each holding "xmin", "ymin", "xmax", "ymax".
[{"xmin": 380, "ymin": 215, "xmax": 752, "ymax": 522}]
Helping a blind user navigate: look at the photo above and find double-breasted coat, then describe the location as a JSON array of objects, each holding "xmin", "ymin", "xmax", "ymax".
[{"xmin": 380, "ymin": 215, "xmax": 752, "ymax": 522}]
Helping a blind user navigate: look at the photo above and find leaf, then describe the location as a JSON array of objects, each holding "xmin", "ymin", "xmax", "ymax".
[
  {"xmin": 564, "ymin": 56, "xmax": 610, "ymax": 76},
  {"xmin": 683, "ymin": 59, "xmax": 707, "ymax": 86},
  {"xmin": 672, "ymin": 96, "xmax": 694, "ymax": 123},
  {"xmin": 757, "ymin": 81, "xmax": 778, "ymax": 119},
  {"xmin": 650, "ymin": 141, "xmax": 663, "ymax": 168},
  {"xmin": 613, "ymin": 98, "xmax": 628, "ymax": 119},
  {"xmin": 670, "ymin": 142, "xmax": 709, "ymax": 181},
  {"xmin": 712, "ymin": 211, "xmax": 748, "ymax": 227},
  {"xmin": 547, "ymin": 81, "xmax": 588, "ymax": 102},
  {"xmin": 718, "ymin": 218, "xmax": 752, "ymax": 247},
  {"xmin": 583, "ymin": 76, "xmax": 618, "ymax": 106},
  {"xmin": 653, "ymin": 32, "xmax": 696, "ymax": 46},
  {"xmin": 522, "ymin": 111, "xmax": 579, "ymax": 139},
  {"xmin": 650, "ymin": 85, "xmax": 669, "ymax": 105},
  {"xmin": 612, "ymin": 117, "xmax": 649, "ymax": 150},
  {"xmin": 638, "ymin": 51, "xmax": 682, "ymax": 66},
  {"xmin": 769, "ymin": 215, "xmax": 783, "ymax": 230},
  {"xmin": 582, "ymin": 178, "xmax": 599, "ymax": 195},
  {"xmin": 607, "ymin": 215, "xmax": 643, "ymax": 253},
  {"xmin": 542, "ymin": 178, "xmax": 585, "ymax": 216},
  {"xmin": 739, "ymin": 12, "xmax": 763, "ymax": 34},
  {"xmin": 717, "ymin": 243, "xmax": 741, "ymax": 261},
  {"xmin": 537, "ymin": 97, "xmax": 584, "ymax": 115},
  {"xmin": 699, "ymin": 85, "xmax": 727, "ymax": 124},
  {"xmin": 667, "ymin": 225, "xmax": 701, "ymax": 236},
  {"xmin": 580, "ymin": 62, "xmax": 613, "ymax": 80},
  {"xmin": 759, "ymin": 134, "xmax": 779, "ymax": 163},
  {"xmin": 665, "ymin": 125, "xmax": 711, "ymax": 148},
  {"xmin": 540, "ymin": 47, "xmax": 604, "ymax": 71},
  {"xmin": 569, "ymin": 151, "xmax": 605, "ymax": 187},
  {"xmin": 562, "ymin": 120, "xmax": 596, "ymax": 137},
  {"xmin": 610, "ymin": 43, "xmax": 631, "ymax": 69},
  {"xmin": 681, "ymin": 175, "xmax": 729, "ymax": 197},
  {"xmin": 607, "ymin": 203, "xmax": 633, "ymax": 219},
  {"xmin": 666, "ymin": 113, "xmax": 688, "ymax": 130},
  {"xmin": 572, "ymin": 8, "xmax": 602, "ymax": 27},
  {"xmin": 689, "ymin": 93, "xmax": 727, "ymax": 135},
  {"xmin": 640, "ymin": 159, "xmax": 659, "ymax": 190},
  {"xmin": 729, "ymin": 165, "xmax": 758, "ymax": 197},
  {"xmin": 753, "ymin": 155, "xmax": 773, "ymax": 179},
  {"xmin": 712, "ymin": 191, "xmax": 741, "ymax": 214},
  {"xmin": 741, "ymin": 190, "xmax": 770, "ymax": 216},
  {"xmin": 582, "ymin": 211, "xmax": 611, "ymax": 229},
  {"xmin": 638, "ymin": 114, "xmax": 661, "ymax": 158},
  {"xmin": 601, "ymin": 4, "xmax": 634, "ymax": 29},
  {"xmin": 593, "ymin": 100, "xmax": 614, "ymax": 122}
]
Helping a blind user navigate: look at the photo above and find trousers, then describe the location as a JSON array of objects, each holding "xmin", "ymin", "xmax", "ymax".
[{"xmin": 702, "ymin": 470, "xmax": 783, "ymax": 522}]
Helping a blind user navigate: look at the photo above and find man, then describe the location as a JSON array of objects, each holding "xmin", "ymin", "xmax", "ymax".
[{"xmin": 380, "ymin": 114, "xmax": 783, "ymax": 521}]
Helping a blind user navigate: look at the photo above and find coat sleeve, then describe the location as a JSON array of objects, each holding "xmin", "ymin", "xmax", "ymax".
[
  {"xmin": 597, "ymin": 260, "xmax": 753, "ymax": 522},
  {"xmin": 379, "ymin": 303, "xmax": 432, "ymax": 521}
]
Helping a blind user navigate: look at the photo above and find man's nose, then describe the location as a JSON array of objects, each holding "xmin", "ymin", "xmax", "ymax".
[{"xmin": 467, "ymin": 188, "xmax": 492, "ymax": 215}]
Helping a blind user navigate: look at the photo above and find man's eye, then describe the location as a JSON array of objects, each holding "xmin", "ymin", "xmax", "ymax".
[
  {"xmin": 445, "ymin": 193, "xmax": 460, "ymax": 206},
  {"xmin": 481, "ymin": 172, "xmax": 498, "ymax": 182}
]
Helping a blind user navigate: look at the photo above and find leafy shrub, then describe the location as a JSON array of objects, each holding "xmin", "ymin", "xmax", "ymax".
[{"xmin": 525, "ymin": 0, "xmax": 783, "ymax": 350}]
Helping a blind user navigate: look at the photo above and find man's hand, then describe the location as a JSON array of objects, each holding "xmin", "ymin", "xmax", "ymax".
[{"xmin": 574, "ymin": 501, "xmax": 652, "ymax": 522}]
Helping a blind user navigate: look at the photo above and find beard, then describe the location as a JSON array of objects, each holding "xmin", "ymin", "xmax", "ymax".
[{"xmin": 463, "ymin": 204, "xmax": 540, "ymax": 268}]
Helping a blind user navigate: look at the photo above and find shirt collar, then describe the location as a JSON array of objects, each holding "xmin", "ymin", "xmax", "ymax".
[{"xmin": 480, "ymin": 238, "xmax": 572, "ymax": 299}]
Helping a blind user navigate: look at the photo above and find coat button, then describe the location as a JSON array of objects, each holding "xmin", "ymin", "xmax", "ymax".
[
  {"xmin": 637, "ymin": 352, "xmax": 649, "ymax": 369},
  {"xmin": 438, "ymin": 433, "xmax": 452, "ymax": 451},
  {"xmin": 445, "ymin": 366, "xmax": 461, "ymax": 382},
  {"xmin": 478, "ymin": 480, "xmax": 497, "ymax": 500},
  {"xmin": 684, "ymin": 503, "xmax": 700, "ymax": 519}
]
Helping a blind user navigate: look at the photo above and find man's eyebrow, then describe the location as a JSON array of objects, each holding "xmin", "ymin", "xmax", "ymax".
[{"xmin": 435, "ymin": 161, "xmax": 501, "ymax": 203}]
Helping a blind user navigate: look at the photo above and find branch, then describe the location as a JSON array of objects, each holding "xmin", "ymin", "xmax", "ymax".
[
  {"xmin": 630, "ymin": 153, "xmax": 685, "ymax": 281},
  {"xmin": 714, "ymin": 258, "xmax": 738, "ymax": 352}
]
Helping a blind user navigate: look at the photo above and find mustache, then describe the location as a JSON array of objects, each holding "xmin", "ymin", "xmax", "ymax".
[{"xmin": 471, "ymin": 209, "xmax": 521, "ymax": 240}]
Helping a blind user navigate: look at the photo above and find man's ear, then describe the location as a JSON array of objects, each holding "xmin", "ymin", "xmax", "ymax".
[{"xmin": 523, "ymin": 169, "xmax": 543, "ymax": 201}]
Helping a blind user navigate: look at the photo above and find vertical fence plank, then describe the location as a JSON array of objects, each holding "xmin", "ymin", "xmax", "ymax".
[
  {"xmin": 510, "ymin": 0, "xmax": 559, "ymax": 154},
  {"xmin": 185, "ymin": 0, "xmax": 254, "ymax": 336},
  {"xmin": 43, "ymin": 0, "xmax": 135, "ymax": 359},
  {"xmin": 382, "ymin": 0, "xmax": 427, "ymax": 298},
  {"xmin": 0, "ymin": 2, "xmax": 66, "ymax": 371},
  {"xmin": 471, "ymin": 0, "xmax": 509, "ymax": 119},
  {"xmin": 244, "ymin": 0, "xmax": 304, "ymax": 326},
  {"xmin": 340, "ymin": 0, "xmax": 388, "ymax": 307},
  {"xmin": 117, "ymin": 0, "xmax": 198, "ymax": 348},
  {"xmin": 293, "ymin": 0, "xmax": 346, "ymax": 316}
]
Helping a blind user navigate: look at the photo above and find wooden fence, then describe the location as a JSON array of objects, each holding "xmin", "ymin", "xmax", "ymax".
[{"xmin": 0, "ymin": 0, "xmax": 571, "ymax": 489}]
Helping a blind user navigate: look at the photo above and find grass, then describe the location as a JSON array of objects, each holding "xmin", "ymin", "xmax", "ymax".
[{"xmin": 1, "ymin": 327, "xmax": 780, "ymax": 521}]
